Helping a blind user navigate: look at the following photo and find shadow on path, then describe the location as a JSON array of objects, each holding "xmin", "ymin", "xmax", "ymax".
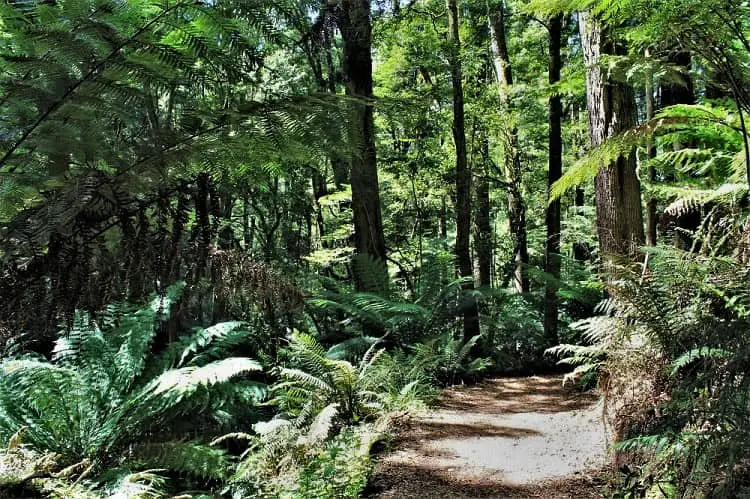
[
  {"xmin": 438, "ymin": 377, "xmax": 598, "ymax": 415},
  {"xmin": 365, "ymin": 376, "xmax": 607, "ymax": 499}
]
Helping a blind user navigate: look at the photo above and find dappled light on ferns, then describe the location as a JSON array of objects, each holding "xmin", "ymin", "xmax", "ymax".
[{"xmin": 0, "ymin": 283, "xmax": 264, "ymax": 494}]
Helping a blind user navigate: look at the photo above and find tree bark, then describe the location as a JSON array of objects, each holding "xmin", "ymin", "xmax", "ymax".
[
  {"xmin": 488, "ymin": 0, "xmax": 529, "ymax": 293},
  {"xmin": 194, "ymin": 172, "xmax": 212, "ymax": 280},
  {"xmin": 340, "ymin": 0, "xmax": 389, "ymax": 292},
  {"xmin": 311, "ymin": 171, "xmax": 327, "ymax": 245},
  {"xmin": 447, "ymin": 0, "xmax": 479, "ymax": 340},
  {"xmin": 440, "ymin": 195, "xmax": 448, "ymax": 238},
  {"xmin": 544, "ymin": 13, "xmax": 563, "ymax": 346},
  {"xmin": 644, "ymin": 50, "xmax": 658, "ymax": 246},
  {"xmin": 580, "ymin": 12, "xmax": 644, "ymax": 256},
  {"xmin": 475, "ymin": 135, "xmax": 492, "ymax": 287}
]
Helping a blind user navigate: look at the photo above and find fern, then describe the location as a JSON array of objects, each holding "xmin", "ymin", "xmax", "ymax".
[
  {"xmin": 0, "ymin": 285, "xmax": 264, "ymax": 492},
  {"xmin": 105, "ymin": 470, "xmax": 168, "ymax": 499},
  {"xmin": 548, "ymin": 247, "xmax": 750, "ymax": 495},
  {"xmin": 0, "ymin": 0, "xmax": 360, "ymax": 334},
  {"xmin": 273, "ymin": 332, "xmax": 377, "ymax": 427},
  {"xmin": 669, "ymin": 347, "xmax": 731, "ymax": 376},
  {"xmin": 408, "ymin": 332, "xmax": 492, "ymax": 385},
  {"xmin": 550, "ymin": 104, "xmax": 746, "ymax": 204},
  {"xmin": 131, "ymin": 441, "xmax": 230, "ymax": 481}
]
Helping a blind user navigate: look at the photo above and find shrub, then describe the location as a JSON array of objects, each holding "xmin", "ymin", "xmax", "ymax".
[
  {"xmin": 0, "ymin": 284, "xmax": 264, "ymax": 495},
  {"xmin": 549, "ymin": 248, "xmax": 750, "ymax": 497}
]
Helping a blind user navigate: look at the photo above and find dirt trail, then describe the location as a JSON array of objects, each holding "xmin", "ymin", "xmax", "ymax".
[{"xmin": 366, "ymin": 376, "xmax": 609, "ymax": 498}]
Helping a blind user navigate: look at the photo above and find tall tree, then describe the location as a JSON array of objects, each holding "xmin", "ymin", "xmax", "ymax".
[
  {"xmin": 339, "ymin": 0, "xmax": 389, "ymax": 292},
  {"xmin": 447, "ymin": 0, "xmax": 480, "ymax": 340},
  {"xmin": 488, "ymin": 0, "xmax": 529, "ymax": 293},
  {"xmin": 475, "ymin": 132, "xmax": 492, "ymax": 288},
  {"xmin": 544, "ymin": 13, "xmax": 564, "ymax": 345},
  {"xmin": 579, "ymin": 12, "xmax": 644, "ymax": 255},
  {"xmin": 644, "ymin": 49, "xmax": 658, "ymax": 246}
]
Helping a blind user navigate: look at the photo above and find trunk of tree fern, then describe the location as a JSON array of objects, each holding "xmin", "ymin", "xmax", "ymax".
[
  {"xmin": 660, "ymin": 51, "xmax": 694, "ymax": 109},
  {"xmin": 489, "ymin": 0, "xmax": 529, "ymax": 293},
  {"xmin": 447, "ymin": 0, "xmax": 480, "ymax": 340},
  {"xmin": 340, "ymin": 0, "xmax": 389, "ymax": 292},
  {"xmin": 544, "ymin": 13, "xmax": 563, "ymax": 346},
  {"xmin": 580, "ymin": 12, "xmax": 644, "ymax": 256},
  {"xmin": 660, "ymin": 51, "xmax": 697, "ymax": 250}
]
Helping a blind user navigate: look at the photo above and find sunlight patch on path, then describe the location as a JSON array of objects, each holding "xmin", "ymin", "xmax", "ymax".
[
  {"xmin": 416, "ymin": 405, "xmax": 606, "ymax": 485},
  {"xmin": 367, "ymin": 376, "xmax": 609, "ymax": 498}
]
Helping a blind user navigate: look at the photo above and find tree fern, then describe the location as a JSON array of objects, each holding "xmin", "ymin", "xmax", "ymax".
[
  {"xmin": 0, "ymin": 0, "xmax": 360, "ymax": 333},
  {"xmin": 551, "ymin": 104, "xmax": 744, "ymax": 201}
]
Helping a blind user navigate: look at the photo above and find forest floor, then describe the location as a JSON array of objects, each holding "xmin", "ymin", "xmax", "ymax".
[{"xmin": 365, "ymin": 376, "xmax": 611, "ymax": 498}]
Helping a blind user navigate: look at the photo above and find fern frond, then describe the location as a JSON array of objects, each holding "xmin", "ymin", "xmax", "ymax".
[
  {"xmin": 106, "ymin": 469, "xmax": 167, "ymax": 499},
  {"xmin": 670, "ymin": 347, "xmax": 731, "ymax": 375},
  {"xmin": 551, "ymin": 104, "xmax": 743, "ymax": 201},
  {"xmin": 146, "ymin": 357, "xmax": 262, "ymax": 396},
  {"xmin": 177, "ymin": 321, "xmax": 246, "ymax": 368},
  {"xmin": 302, "ymin": 403, "xmax": 339, "ymax": 444},
  {"xmin": 278, "ymin": 368, "xmax": 333, "ymax": 394},
  {"xmin": 132, "ymin": 441, "xmax": 229, "ymax": 481},
  {"xmin": 326, "ymin": 336, "xmax": 380, "ymax": 361}
]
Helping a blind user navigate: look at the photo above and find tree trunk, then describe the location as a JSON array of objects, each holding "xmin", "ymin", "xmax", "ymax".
[
  {"xmin": 544, "ymin": 13, "xmax": 563, "ymax": 346},
  {"xmin": 660, "ymin": 51, "xmax": 697, "ymax": 249},
  {"xmin": 488, "ymin": 0, "xmax": 529, "ymax": 293},
  {"xmin": 645, "ymin": 50, "xmax": 658, "ymax": 246},
  {"xmin": 447, "ymin": 0, "xmax": 479, "ymax": 340},
  {"xmin": 312, "ymin": 171, "xmax": 327, "ymax": 245},
  {"xmin": 194, "ymin": 172, "xmax": 212, "ymax": 280},
  {"xmin": 440, "ymin": 195, "xmax": 448, "ymax": 238},
  {"xmin": 322, "ymin": 17, "xmax": 351, "ymax": 190},
  {"xmin": 474, "ymin": 135, "xmax": 492, "ymax": 287},
  {"xmin": 340, "ymin": 0, "xmax": 389, "ymax": 292},
  {"xmin": 580, "ymin": 12, "xmax": 644, "ymax": 256}
]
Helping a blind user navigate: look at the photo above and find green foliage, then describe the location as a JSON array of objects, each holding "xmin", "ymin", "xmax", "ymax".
[
  {"xmin": 0, "ymin": 0, "xmax": 358, "ymax": 333},
  {"xmin": 273, "ymin": 331, "xmax": 391, "ymax": 427},
  {"xmin": 230, "ymin": 328, "xmax": 437, "ymax": 497},
  {"xmin": 309, "ymin": 290, "xmax": 432, "ymax": 340},
  {"xmin": 6, "ymin": 0, "xmax": 750, "ymax": 494},
  {"xmin": 232, "ymin": 422, "xmax": 380, "ymax": 498},
  {"xmin": 308, "ymin": 254, "xmax": 475, "ymax": 347},
  {"xmin": 360, "ymin": 349, "xmax": 437, "ymax": 411},
  {"xmin": 551, "ymin": 104, "xmax": 746, "ymax": 202},
  {"xmin": 0, "ymin": 284, "xmax": 264, "ymax": 493},
  {"xmin": 408, "ymin": 333, "xmax": 492, "ymax": 386},
  {"xmin": 550, "ymin": 248, "xmax": 750, "ymax": 496},
  {"xmin": 295, "ymin": 428, "xmax": 375, "ymax": 499}
]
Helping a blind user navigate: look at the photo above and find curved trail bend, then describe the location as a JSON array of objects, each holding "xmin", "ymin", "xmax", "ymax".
[{"xmin": 367, "ymin": 376, "xmax": 608, "ymax": 498}]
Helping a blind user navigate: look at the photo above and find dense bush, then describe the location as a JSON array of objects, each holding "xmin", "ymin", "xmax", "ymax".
[
  {"xmin": 0, "ymin": 284, "xmax": 264, "ymax": 496},
  {"xmin": 550, "ymin": 248, "xmax": 750, "ymax": 497}
]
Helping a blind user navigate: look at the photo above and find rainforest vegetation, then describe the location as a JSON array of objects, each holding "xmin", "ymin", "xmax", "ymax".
[{"xmin": 0, "ymin": 0, "xmax": 749, "ymax": 497}]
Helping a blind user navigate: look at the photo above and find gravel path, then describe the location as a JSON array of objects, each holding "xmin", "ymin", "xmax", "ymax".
[{"xmin": 365, "ymin": 376, "xmax": 609, "ymax": 498}]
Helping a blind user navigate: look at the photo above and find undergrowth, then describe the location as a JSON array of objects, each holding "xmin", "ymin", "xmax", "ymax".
[{"xmin": 549, "ymin": 247, "xmax": 750, "ymax": 498}]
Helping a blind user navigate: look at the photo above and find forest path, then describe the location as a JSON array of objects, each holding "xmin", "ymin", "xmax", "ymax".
[{"xmin": 365, "ymin": 376, "xmax": 609, "ymax": 498}]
